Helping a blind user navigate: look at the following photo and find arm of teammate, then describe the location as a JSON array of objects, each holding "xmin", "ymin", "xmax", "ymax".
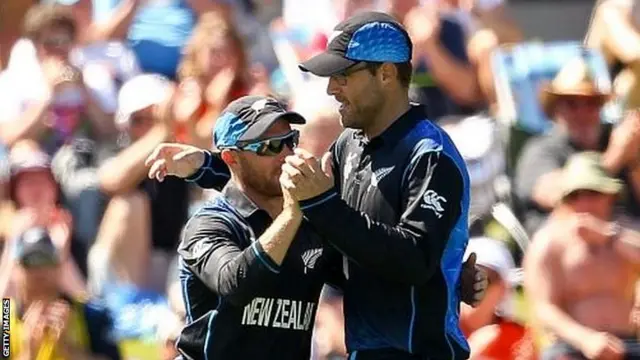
[
  {"xmin": 184, "ymin": 150, "xmax": 232, "ymax": 190},
  {"xmin": 300, "ymin": 150, "xmax": 463, "ymax": 286},
  {"xmin": 146, "ymin": 143, "xmax": 231, "ymax": 190},
  {"xmin": 179, "ymin": 206, "xmax": 302, "ymax": 306}
]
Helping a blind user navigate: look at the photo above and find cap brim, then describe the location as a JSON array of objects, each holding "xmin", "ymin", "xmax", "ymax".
[
  {"xmin": 239, "ymin": 112, "xmax": 306, "ymax": 143},
  {"xmin": 562, "ymin": 180, "xmax": 623, "ymax": 199},
  {"xmin": 299, "ymin": 51, "xmax": 356, "ymax": 77}
]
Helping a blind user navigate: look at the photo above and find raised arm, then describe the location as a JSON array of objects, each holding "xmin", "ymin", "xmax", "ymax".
[
  {"xmin": 179, "ymin": 193, "xmax": 302, "ymax": 306},
  {"xmin": 146, "ymin": 143, "xmax": 231, "ymax": 190}
]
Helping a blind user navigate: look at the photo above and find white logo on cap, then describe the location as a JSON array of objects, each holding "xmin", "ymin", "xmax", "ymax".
[{"xmin": 251, "ymin": 99, "xmax": 270, "ymax": 113}]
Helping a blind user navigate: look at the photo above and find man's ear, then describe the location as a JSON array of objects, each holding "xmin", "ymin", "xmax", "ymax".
[
  {"xmin": 220, "ymin": 149, "xmax": 237, "ymax": 167},
  {"xmin": 379, "ymin": 63, "xmax": 398, "ymax": 86}
]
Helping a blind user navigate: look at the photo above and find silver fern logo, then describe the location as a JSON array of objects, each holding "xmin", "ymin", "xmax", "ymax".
[{"xmin": 301, "ymin": 248, "xmax": 323, "ymax": 274}]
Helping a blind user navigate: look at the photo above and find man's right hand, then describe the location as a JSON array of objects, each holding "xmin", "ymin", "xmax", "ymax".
[
  {"xmin": 280, "ymin": 173, "xmax": 302, "ymax": 216},
  {"xmin": 145, "ymin": 143, "xmax": 206, "ymax": 182},
  {"xmin": 582, "ymin": 332, "xmax": 625, "ymax": 360}
]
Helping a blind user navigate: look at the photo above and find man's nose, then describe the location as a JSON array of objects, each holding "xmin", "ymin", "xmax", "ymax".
[{"xmin": 326, "ymin": 77, "xmax": 340, "ymax": 96}]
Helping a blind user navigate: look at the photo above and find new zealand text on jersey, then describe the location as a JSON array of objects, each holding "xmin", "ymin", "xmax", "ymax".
[{"xmin": 241, "ymin": 297, "xmax": 316, "ymax": 331}]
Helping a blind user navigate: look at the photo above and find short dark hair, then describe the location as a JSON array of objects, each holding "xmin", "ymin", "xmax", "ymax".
[
  {"xmin": 365, "ymin": 61, "xmax": 413, "ymax": 88},
  {"xmin": 23, "ymin": 4, "xmax": 76, "ymax": 42}
]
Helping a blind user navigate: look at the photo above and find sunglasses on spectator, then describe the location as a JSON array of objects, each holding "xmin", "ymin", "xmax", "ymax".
[{"xmin": 236, "ymin": 130, "xmax": 299, "ymax": 156}]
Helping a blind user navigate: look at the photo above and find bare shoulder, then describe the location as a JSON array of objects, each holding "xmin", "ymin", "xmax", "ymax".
[{"xmin": 525, "ymin": 223, "xmax": 562, "ymax": 266}]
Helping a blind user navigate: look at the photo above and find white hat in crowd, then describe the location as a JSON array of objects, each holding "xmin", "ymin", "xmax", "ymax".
[{"xmin": 116, "ymin": 74, "xmax": 172, "ymax": 128}]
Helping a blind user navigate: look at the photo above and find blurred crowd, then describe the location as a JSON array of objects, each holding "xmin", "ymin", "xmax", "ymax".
[{"xmin": 1, "ymin": 0, "xmax": 640, "ymax": 359}]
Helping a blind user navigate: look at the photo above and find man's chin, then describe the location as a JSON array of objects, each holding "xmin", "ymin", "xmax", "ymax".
[{"xmin": 340, "ymin": 115, "xmax": 357, "ymax": 129}]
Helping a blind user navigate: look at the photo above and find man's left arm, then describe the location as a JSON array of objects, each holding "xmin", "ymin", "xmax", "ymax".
[
  {"xmin": 418, "ymin": 19, "xmax": 482, "ymax": 106},
  {"xmin": 300, "ymin": 150, "xmax": 464, "ymax": 286}
]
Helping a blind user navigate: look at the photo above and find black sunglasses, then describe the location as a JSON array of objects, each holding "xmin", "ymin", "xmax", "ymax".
[
  {"xmin": 237, "ymin": 130, "xmax": 299, "ymax": 156},
  {"xmin": 332, "ymin": 62, "xmax": 375, "ymax": 86}
]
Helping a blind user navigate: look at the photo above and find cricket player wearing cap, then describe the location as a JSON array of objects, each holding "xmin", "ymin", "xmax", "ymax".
[
  {"xmin": 148, "ymin": 11, "xmax": 483, "ymax": 360},
  {"xmin": 284, "ymin": 11, "xmax": 474, "ymax": 360},
  {"xmin": 169, "ymin": 96, "xmax": 345, "ymax": 360}
]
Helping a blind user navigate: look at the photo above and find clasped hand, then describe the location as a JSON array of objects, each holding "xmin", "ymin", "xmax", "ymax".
[{"xmin": 280, "ymin": 149, "xmax": 334, "ymax": 201}]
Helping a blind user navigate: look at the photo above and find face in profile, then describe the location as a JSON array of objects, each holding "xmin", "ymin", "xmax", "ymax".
[{"xmin": 326, "ymin": 63, "xmax": 386, "ymax": 130}]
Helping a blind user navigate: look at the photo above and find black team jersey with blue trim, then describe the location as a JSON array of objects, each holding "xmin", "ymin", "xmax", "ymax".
[
  {"xmin": 187, "ymin": 104, "xmax": 471, "ymax": 360},
  {"xmin": 176, "ymin": 183, "xmax": 344, "ymax": 360}
]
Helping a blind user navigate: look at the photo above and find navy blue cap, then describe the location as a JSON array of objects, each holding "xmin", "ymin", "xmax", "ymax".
[
  {"xmin": 14, "ymin": 227, "xmax": 60, "ymax": 267},
  {"xmin": 299, "ymin": 11, "xmax": 413, "ymax": 77},
  {"xmin": 214, "ymin": 96, "xmax": 306, "ymax": 149}
]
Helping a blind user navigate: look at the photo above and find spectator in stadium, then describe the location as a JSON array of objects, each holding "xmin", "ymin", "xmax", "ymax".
[
  {"xmin": 91, "ymin": 74, "xmax": 188, "ymax": 296},
  {"xmin": 89, "ymin": 0, "xmax": 231, "ymax": 79},
  {"xmin": 446, "ymin": 0, "xmax": 524, "ymax": 106},
  {"xmin": 460, "ymin": 237, "xmax": 516, "ymax": 337},
  {"xmin": 173, "ymin": 11, "xmax": 271, "ymax": 149},
  {"xmin": 8, "ymin": 226, "xmax": 120, "ymax": 360},
  {"xmin": 515, "ymin": 58, "xmax": 640, "ymax": 236},
  {"xmin": 525, "ymin": 151, "xmax": 640, "ymax": 360},
  {"xmin": 86, "ymin": 74, "xmax": 186, "ymax": 348},
  {"xmin": 90, "ymin": 74, "xmax": 189, "ymax": 292},
  {"xmin": 0, "ymin": 141, "xmax": 87, "ymax": 299},
  {"xmin": 0, "ymin": 4, "xmax": 114, "ymax": 153},
  {"xmin": 440, "ymin": 0, "xmax": 522, "ymax": 41},
  {"xmin": 5, "ymin": 0, "xmax": 141, "ymax": 118},
  {"xmin": 399, "ymin": 0, "xmax": 484, "ymax": 120},
  {"xmin": 0, "ymin": 3, "xmax": 122, "ymax": 249},
  {"xmin": 459, "ymin": 237, "xmax": 531, "ymax": 360},
  {"xmin": 585, "ymin": 0, "xmax": 640, "ymax": 110}
]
